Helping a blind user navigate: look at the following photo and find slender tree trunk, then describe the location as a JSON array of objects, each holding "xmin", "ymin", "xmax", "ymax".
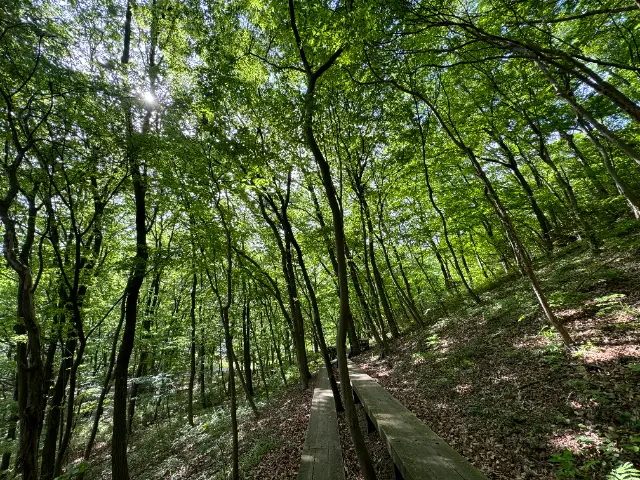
[
  {"xmin": 352, "ymin": 182, "xmax": 401, "ymax": 336},
  {"xmin": 39, "ymin": 313, "xmax": 61, "ymax": 445},
  {"xmin": 127, "ymin": 272, "xmax": 159, "ymax": 433},
  {"xmin": 528, "ymin": 119, "xmax": 599, "ymax": 250},
  {"xmin": 112, "ymin": 2, "xmax": 151, "ymax": 476},
  {"xmin": 468, "ymin": 151, "xmax": 574, "ymax": 346},
  {"xmin": 223, "ymin": 310, "xmax": 238, "ymax": 480},
  {"xmin": 218, "ymin": 344, "xmax": 227, "ymax": 396},
  {"xmin": 242, "ymin": 297, "xmax": 254, "ymax": 396},
  {"xmin": 536, "ymin": 60, "xmax": 640, "ymax": 167},
  {"xmin": 511, "ymin": 163, "xmax": 554, "ymax": 251},
  {"xmin": 80, "ymin": 294, "xmax": 126, "ymax": 478},
  {"xmin": 40, "ymin": 333, "xmax": 75, "ymax": 480},
  {"xmin": 292, "ymin": 1, "xmax": 376, "ymax": 466},
  {"xmin": 251, "ymin": 316, "xmax": 269, "ymax": 399},
  {"xmin": 411, "ymin": 250, "xmax": 449, "ymax": 313},
  {"xmin": 560, "ymin": 131, "xmax": 611, "ymax": 198},
  {"xmin": 54, "ymin": 337, "xmax": 86, "ymax": 477},
  {"xmin": 307, "ymin": 182, "xmax": 360, "ymax": 354},
  {"xmin": 290, "ymin": 231, "xmax": 343, "ymax": 412},
  {"xmin": 392, "ymin": 246, "xmax": 425, "ymax": 327},
  {"xmin": 346, "ymin": 244, "xmax": 387, "ymax": 354},
  {"xmin": 266, "ymin": 306, "xmax": 287, "ymax": 387},
  {"xmin": 111, "ymin": 110, "xmax": 148, "ymax": 480},
  {"xmin": 359, "ymin": 204, "xmax": 391, "ymax": 341},
  {"xmin": 306, "ymin": 113, "xmax": 376, "ymax": 477},
  {"xmin": 491, "ymin": 134, "xmax": 554, "ymax": 252},
  {"xmin": 432, "ymin": 242, "xmax": 454, "ymax": 289},
  {"xmin": 393, "ymin": 80, "xmax": 575, "ymax": 346},
  {"xmin": 258, "ymin": 198, "xmax": 310, "ymax": 389},
  {"xmin": 414, "ymin": 101, "xmax": 482, "ymax": 302},
  {"xmin": 457, "ymin": 236, "xmax": 474, "ymax": 286},
  {"xmin": 578, "ymin": 121, "xmax": 640, "ymax": 219},
  {"xmin": 206, "ymin": 195, "xmax": 238, "ymax": 478},
  {"xmin": 284, "ymin": 329, "xmax": 292, "ymax": 364},
  {"xmin": 0, "ymin": 371, "xmax": 18, "ymax": 471},
  {"xmin": 379, "ymin": 234, "xmax": 422, "ymax": 327},
  {"xmin": 188, "ymin": 272, "xmax": 197, "ymax": 426},
  {"xmin": 469, "ymin": 232, "xmax": 493, "ymax": 279},
  {"xmin": 367, "ymin": 226, "xmax": 401, "ymax": 337},
  {"xmin": 199, "ymin": 327, "xmax": 207, "ymax": 408},
  {"xmin": 232, "ymin": 351, "xmax": 259, "ymax": 417}
]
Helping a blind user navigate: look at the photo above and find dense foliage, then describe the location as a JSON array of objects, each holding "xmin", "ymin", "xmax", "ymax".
[{"xmin": 1, "ymin": 0, "xmax": 639, "ymax": 478}]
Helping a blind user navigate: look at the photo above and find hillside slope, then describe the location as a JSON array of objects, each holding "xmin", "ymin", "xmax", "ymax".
[{"xmin": 354, "ymin": 235, "xmax": 640, "ymax": 479}]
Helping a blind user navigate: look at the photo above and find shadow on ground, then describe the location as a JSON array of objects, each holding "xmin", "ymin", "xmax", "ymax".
[{"xmin": 356, "ymin": 235, "xmax": 640, "ymax": 479}]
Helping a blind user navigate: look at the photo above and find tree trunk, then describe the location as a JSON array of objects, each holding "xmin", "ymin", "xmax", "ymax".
[
  {"xmin": 40, "ymin": 334, "xmax": 75, "ymax": 480},
  {"xmin": 414, "ymin": 101, "xmax": 482, "ymax": 302},
  {"xmin": 80, "ymin": 294, "xmax": 126, "ymax": 478},
  {"xmin": 188, "ymin": 272, "xmax": 197, "ymax": 426},
  {"xmin": 492, "ymin": 133, "xmax": 554, "ymax": 252},
  {"xmin": 392, "ymin": 246, "xmax": 425, "ymax": 327},
  {"xmin": 469, "ymin": 232, "xmax": 493, "ymax": 279},
  {"xmin": 258, "ymin": 197, "xmax": 310, "ymax": 389},
  {"xmin": 222, "ymin": 310, "xmax": 239, "ymax": 480},
  {"xmin": 0, "ymin": 194, "xmax": 44, "ymax": 480},
  {"xmin": 307, "ymin": 182, "xmax": 360, "ymax": 354},
  {"xmin": 251, "ymin": 316, "xmax": 269, "ymax": 399},
  {"xmin": 242, "ymin": 296, "xmax": 254, "ymax": 396},
  {"xmin": 127, "ymin": 272, "xmax": 160, "ymax": 433},
  {"xmin": 290, "ymin": 228, "xmax": 343, "ymax": 412},
  {"xmin": 560, "ymin": 131, "xmax": 611, "ymax": 198},
  {"xmin": 0, "ymin": 371, "xmax": 18, "ymax": 471},
  {"xmin": 346, "ymin": 243, "xmax": 387, "ymax": 354},
  {"xmin": 232, "ymin": 351, "xmax": 259, "ymax": 417},
  {"xmin": 577, "ymin": 121, "xmax": 640, "ymax": 219},
  {"xmin": 411, "ymin": 250, "xmax": 449, "ymax": 313},
  {"xmin": 206, "ymin": 194, "xmax": 238, "ymax": 478},
  {"xmin": 469, "ymin": 151, "xmax": 574, "ymax": 346},
  {"xmin": 351, "ymin": 177, "xmax": 401, "ymax": 336},
  {"xmin": 218, "ymin": 344, "xmax": 227, "ymax": 396},
  {"xmin": 292, "ymin": 2, "xmax": 376, "ymax": 466},
  {"xmin": 111, "ymin": 118, "xmax": 148, "ymax": 480},
  {"xmin": 55, "ymin": 337, "xmax": 85, "ymax": 477},
  {"xmin": 266, "ymin": 305, "xmax": 287, "ymax": 387},
  {"xmin": 305, "ymin": 107, "xmax": 376, "ymax": 476},
  {"xmin": 379, "ymin": 234, "xmax": 423, "ymax": 327},
  {"xmin": 199, "ymin": 327, "xmax": 207, "ymax": 408},
  {"xmin": 396, "ymin": 81, "xmax": 575, "ymax": 347},
  {"xmin": 112, "ymin": 2, "xmax": 151, "ymax": 476},
  {"xmin": 528, "ymin": 119, "xmax": 599, "ymax": 250},
  {"xmin": 54, "ymin": 338, "xmax": 87, "ymax": 477},
  {"xmin": 367, "ymin": 222, "xmax": 401, "ymax": 337},
  {"xmin": 359, "ymin": 204, "xmax": 391, "ymax": 342},
  {"xmin": 536, "ymin": 60, "xmax": 640, "ymax": 167}
]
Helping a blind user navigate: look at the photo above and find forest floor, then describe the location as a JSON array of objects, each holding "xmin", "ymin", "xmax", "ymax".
[
  {"xmin": 252, "ymin": 229, "xmax": 640, "ymax": 479},
  {"xmin": 351, "ymin": 235, "xmax": 640, "ymax": 479},
  {"xmin": 80, "ymin": 228, "xmax": 640, "ymax": 479},
  {"xmin": 78, "ymin": 375, "xmax": 314, "ymax": 479}
]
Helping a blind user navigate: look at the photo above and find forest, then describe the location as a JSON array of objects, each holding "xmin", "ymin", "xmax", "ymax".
[{"xmin": 1, "ymin": 0, "xmax": 639, "ymax": 478}]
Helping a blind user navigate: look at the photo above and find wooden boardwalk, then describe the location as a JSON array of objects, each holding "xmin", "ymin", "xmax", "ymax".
[
  {"xmin": 297, "ymin": 369, "xmax": 345, "ymax": 480},
  {"xmin": 348, "ymin": 361, "xmax": 486, "ymax": 480}
]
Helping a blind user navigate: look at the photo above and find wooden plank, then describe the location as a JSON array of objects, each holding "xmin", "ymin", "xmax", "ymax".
[
  {"xmin": 298, "ymin": 369, "xmax": 345, "ymax": 480},
  {"xmin": 348, "ymin": 361, "xmax": 486, "ymax": 480}
]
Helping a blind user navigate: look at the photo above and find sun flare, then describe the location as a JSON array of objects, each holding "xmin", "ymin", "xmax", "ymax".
[{"xmin": 142, "ymin": 91, "xmax": 155, "ymax": 103}]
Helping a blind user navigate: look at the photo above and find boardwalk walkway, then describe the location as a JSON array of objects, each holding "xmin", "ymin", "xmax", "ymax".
[
  {"xmin": 297, "ymin": 369, "xmax": 345, "ymax": 480},
  {"xmin": 348, "ymin": 361, "xmax": 486, "ymax": 480}
]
